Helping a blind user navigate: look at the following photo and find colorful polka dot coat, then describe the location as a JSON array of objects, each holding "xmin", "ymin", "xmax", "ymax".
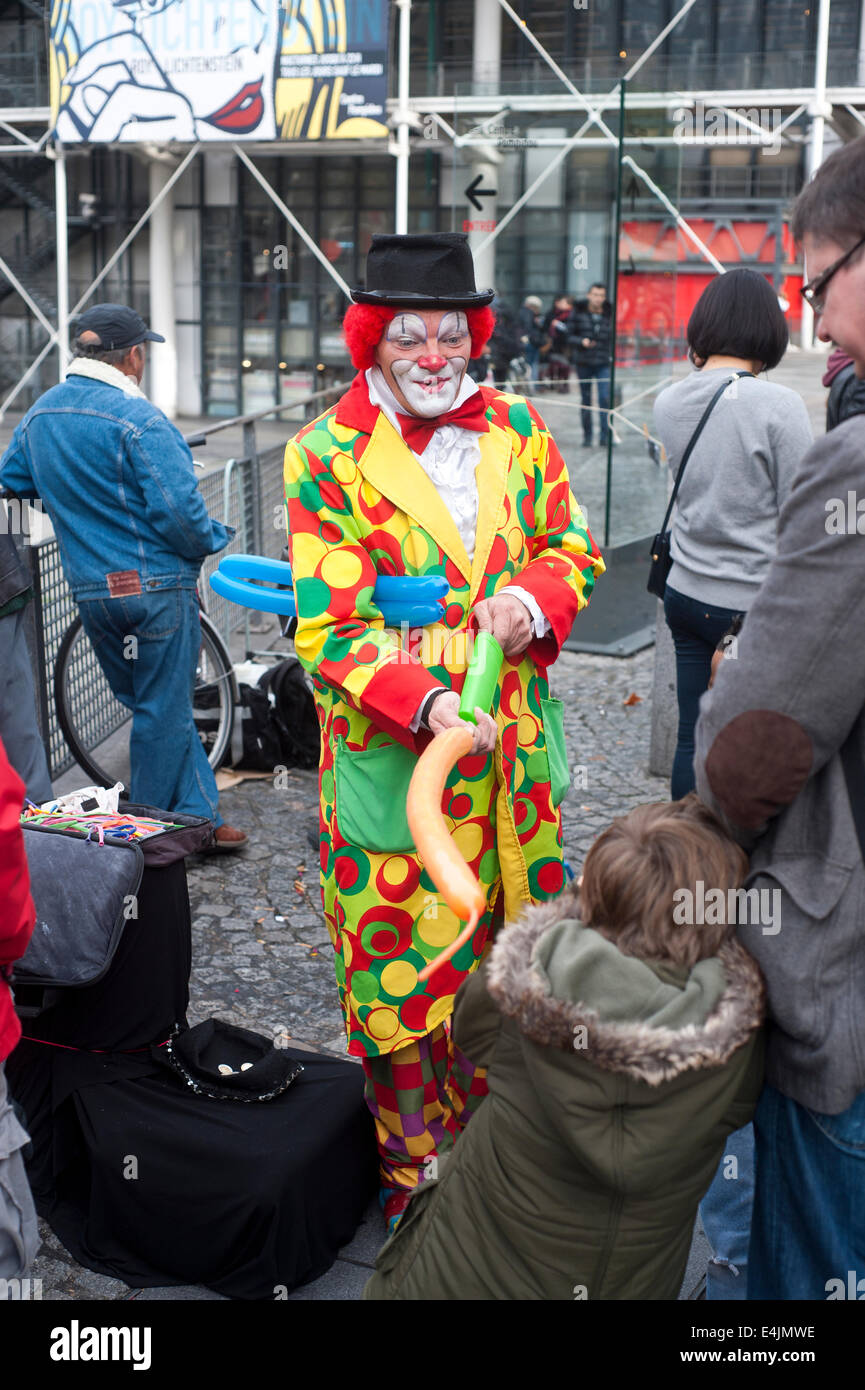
[{"xmin": 284, "ymin": 373, "xmax": 605, "ymax": 1056}]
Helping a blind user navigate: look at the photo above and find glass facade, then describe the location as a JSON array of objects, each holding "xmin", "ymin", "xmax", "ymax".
[
  {"xmin": 195, "ymin": 153, "xmax": 437, "ymax": 417},
  {"xmin": 0, "ymin": 0, "xmax": 862, "ymax": 429},
  {"xmin": 412, "ymin": 0, "xmax": 864, "ymax": 92}
]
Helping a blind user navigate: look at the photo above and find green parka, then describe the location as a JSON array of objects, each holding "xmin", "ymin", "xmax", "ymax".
[{"xmin": 364, "ymin": 893, "xmax": 765, "ymax": 1301}]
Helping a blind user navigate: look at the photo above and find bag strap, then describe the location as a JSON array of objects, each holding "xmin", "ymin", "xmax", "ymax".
[
  {"xmin": 656, "ymin": 371, "xmax": 753, "ymax": 537},
  {"xmin": 840, "ymin": 726, "xmax": 865, "ymax": 863}
]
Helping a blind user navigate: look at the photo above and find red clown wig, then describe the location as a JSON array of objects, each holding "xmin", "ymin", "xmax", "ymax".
[{"xmin": 342, "ymin": 303, "xmax": 495, "ymax": 370}]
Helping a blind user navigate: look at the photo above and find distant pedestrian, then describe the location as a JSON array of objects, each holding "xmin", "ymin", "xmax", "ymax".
[
  {"xmin": 572, "ymin": 283, "xmax": 613, "ymax": 446},
  {"xmin": 541, "ymin": 295, "xmax": 573, "ymax": 393},
  {"xmin": 487, "ymin": 296, "xmax": 523, "ymax": 388},
  {"xmin": 823, "ymin": 346, "xmax": 865, "ymax": 430},
  {"xmin": 517, "ymin": 295, "xmax": 545, "ymax": 389}
]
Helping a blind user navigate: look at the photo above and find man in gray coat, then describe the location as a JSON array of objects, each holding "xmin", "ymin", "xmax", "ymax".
[{"xmin": 694, "ymin": 135, "xmax": 865, "ymax": 1300}]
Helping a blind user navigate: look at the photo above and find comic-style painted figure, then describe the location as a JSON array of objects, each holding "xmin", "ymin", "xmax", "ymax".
[{"xmin": 52, "ymin": 0, "xmax": 277, "ymax": 142}]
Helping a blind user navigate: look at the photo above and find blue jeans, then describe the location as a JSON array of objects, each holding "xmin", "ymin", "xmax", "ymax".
[
  {"xmin": 576, "ymin": 364, "xmax": 611, "ymax": 443},
  {"xmin": 700, "ymin": 1124, "xmax": 755, "ymax": 1300},
  {"xmin": 748, "ymin": 1083, "xmax": 865, "ymax": 1300},
  {"xmin": 663, "ymin": 585, "xmax": 746, "ymax": 800},
  {"xmin": 77, "ymin": 589, "xmax": 221, "ymax": 824},
  {"xmin": 0, "ymin": 606, "xmax": 53, "ymax": 803}
]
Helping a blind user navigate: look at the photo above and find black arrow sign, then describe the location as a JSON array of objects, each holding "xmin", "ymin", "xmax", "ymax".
[{"xmin": 465, "ymin": 173, "xmax": 496, "ymax": 211}]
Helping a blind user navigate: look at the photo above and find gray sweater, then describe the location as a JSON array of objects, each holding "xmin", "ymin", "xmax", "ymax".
[
  {"xmin": 695, "ymin": 414, "xmax": 865, "ymax": 1113},
  {"xmin": 653, "ymin": 368, "xmax": 813, "ymax": 610}
]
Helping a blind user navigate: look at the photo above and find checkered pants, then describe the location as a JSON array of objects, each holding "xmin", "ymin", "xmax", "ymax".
[{"xmin": 361, "ymin": 1021, "xmax": 489, "ymax": 1190}]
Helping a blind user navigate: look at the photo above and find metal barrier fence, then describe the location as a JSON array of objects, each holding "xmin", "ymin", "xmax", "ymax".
[{"xmin": 28, "ymin": 383, "xmax": 347, "ymax": 780}]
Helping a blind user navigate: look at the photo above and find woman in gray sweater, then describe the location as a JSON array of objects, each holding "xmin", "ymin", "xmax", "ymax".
[{"xmin": 654, "ymin": 269, "xmax": 812, "ymax": 802}]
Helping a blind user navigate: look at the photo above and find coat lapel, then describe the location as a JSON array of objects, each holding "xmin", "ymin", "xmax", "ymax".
[
  {"xmin": 358, "ymin": 411, "xmax": 473, "ymax": 582},
  {"xmin": 469, "ymin": 416, "xmax": 513, "ymax": 604},
  {"xmin": 334, "ymin": 374, "xmax": 514, "ymax": 589}
]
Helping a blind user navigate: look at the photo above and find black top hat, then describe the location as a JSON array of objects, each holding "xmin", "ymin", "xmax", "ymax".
[
  {"xmin": 351, "ymin": 233, "xmax": 494, "ymax": 309},
  {"xmin": 152, "ymin": 1019, "xmax": 303, "ymax": 1102}
]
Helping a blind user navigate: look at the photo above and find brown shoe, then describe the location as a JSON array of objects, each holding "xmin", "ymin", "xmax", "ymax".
[{"xmin": 207, "ymin": 824, "xmax": 249, "ymax": 853}]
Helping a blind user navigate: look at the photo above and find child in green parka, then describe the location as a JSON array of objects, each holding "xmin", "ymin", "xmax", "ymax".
[{"xmin": 364, "ymin": 794, "xmax": 766, "ymax": 1301}]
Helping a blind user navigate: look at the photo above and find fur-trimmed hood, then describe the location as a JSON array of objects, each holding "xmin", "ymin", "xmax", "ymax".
[{"xmin": 485, "ymin": 893, "xmax": 765, "ymax": 1087}]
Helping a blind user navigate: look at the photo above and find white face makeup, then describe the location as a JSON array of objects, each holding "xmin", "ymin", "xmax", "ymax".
[{"xmin": 376, "ymin": 310, "xmax": 470, "ymax": 417}]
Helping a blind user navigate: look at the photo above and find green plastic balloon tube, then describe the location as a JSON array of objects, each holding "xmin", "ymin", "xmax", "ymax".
[{"xmin": 459, "ymin": 630, "xmax": 504, "ymax": 724}]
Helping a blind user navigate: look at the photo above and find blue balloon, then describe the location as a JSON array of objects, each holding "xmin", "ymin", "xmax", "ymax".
[{"xmin": 209, "ymin": 554, "xmax": 448, "ymax": 627}]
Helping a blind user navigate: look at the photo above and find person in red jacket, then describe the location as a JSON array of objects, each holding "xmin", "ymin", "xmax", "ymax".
[{"xmin": 0, "ymin": 734, "xmax": 39, "ymax": 1281}]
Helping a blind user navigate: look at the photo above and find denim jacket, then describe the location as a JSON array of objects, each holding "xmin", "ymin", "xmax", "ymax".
[{"xmin": 0, "ymin": 370, "xmax": 231, "ymax": 601}]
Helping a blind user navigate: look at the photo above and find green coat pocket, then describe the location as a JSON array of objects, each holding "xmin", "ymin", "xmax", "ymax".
[
  {"xmin": 334, "ymin": 739, "xmax": 418, "ymax": 853},
  {"xmin": 539, "ymin": 697, "xmax": 570, "ymax": 807}
]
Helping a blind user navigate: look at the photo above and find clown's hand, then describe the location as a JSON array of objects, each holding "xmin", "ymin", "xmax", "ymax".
[
  {"xmin": 472, "ymin": 594, "xmax": 532, "ymax": 658},
  {"xmin": 427, "ymin": 692, "xmax": 497, "ymax": 755}
]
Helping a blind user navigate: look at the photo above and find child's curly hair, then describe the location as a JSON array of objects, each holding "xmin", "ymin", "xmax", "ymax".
[
  {"xmin": 579, "ymin": 794, "xmax": 748, "ymax": 969},
  {"xmin": 342, "ymin": 303, "xmax": 496, "ymax": 370}
]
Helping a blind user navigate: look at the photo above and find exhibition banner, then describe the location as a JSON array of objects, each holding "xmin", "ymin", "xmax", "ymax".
[{"xmin": 49, "ymin": 0, "xmax": 389, "ymax": 143}]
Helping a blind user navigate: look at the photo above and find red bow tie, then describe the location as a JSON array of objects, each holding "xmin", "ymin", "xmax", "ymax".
[{"xmin": 395, "ymin": 396, "xmax": 490, "ymax": 454}]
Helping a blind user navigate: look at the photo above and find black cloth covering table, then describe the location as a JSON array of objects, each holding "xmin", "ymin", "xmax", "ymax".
[{"xmin": 7, "ymin": 856, "xmax": 377, "ymax": 1299}]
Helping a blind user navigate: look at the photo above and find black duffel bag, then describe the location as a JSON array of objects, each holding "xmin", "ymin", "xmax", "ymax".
[{"xmin": 200, "ymin": 658, "xmax": 320, "ymax": 773}]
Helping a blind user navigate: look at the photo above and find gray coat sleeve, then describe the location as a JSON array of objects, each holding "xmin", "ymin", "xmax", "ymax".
[{"xmin": 694, "ymin": 415, "xmax": 865, "ymax": 840}]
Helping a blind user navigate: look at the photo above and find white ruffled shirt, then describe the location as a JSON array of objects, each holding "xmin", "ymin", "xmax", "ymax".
[
  {"xmin": 366, "ymin": 366, "xmax": 482, "ymax": 559},
  {"xmin": 365, "ymin": 367, "xmax": 550, "ymax": 729}
]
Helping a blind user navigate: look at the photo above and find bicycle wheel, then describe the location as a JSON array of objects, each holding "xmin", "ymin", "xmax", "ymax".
[{"xmin": 54, "ymin": 612, "xmax": 236, "ymax": 792}]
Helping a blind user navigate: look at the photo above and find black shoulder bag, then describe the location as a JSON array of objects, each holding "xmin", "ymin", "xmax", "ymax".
[{"xmin": 648, "ymin": 371, "xmax": 753, "ymax": 599}]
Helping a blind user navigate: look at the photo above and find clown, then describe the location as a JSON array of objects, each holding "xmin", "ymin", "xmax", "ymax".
[{"xmin": 283, "ymin": 233, "xmax": 605, "ymax": 1227}]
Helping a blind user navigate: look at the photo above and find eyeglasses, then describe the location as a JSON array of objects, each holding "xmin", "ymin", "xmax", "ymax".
[{"xmin": 800, "ymin": 231, "xmax": 865, "ymax": 315}]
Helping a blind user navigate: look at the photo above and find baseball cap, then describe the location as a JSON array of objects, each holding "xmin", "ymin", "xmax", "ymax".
[{"xmin": 73, "ymin": 303, "xmax": 165, "ymax": 351}]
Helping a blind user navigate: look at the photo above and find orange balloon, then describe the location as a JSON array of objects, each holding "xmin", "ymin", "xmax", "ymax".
[{"xmin": 406, "ymin": 726, "xmax": 486, "ymax": 982}]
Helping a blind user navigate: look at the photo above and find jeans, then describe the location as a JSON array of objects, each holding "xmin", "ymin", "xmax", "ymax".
[
  {"xmin": 77, "ymin": 588, "xmax": 221, "ymax": 824},
  {"xmin": 700, "ymin": 1123, "xmax": 755, "ymax": 1299},
  {"xmin": 663, "ymin": 585, "xmax": 746, "ymax": 800},
  {"xmin": 524, "ymin": 345, "xmax": 540, "ymax": 387},
  {"xmin": 576, "ymin": 364, "xmax": 611, "ymax": 443},
  {"xmin": 0, "ymin": 606, "xmax": 53, "ymax": 803},
  {"xmin": 748, "ymin": 1083, "xmax": 865, "ymax": 1300}
]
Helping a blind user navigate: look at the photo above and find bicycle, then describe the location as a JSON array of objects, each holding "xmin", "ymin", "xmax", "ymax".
[{"xmin": 54, "ymin": 594, "xmax": 237, "ymax": 793}]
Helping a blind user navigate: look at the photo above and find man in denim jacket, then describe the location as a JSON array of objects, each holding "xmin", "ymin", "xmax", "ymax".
[{"xmin": 0, "ymin": 304, "xmax": 246, "ymax": 848}]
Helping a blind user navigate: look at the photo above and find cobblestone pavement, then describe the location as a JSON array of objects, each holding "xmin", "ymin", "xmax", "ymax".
[
  {"xmin": 12, "ymin": 350, "xmax": 828, "ymax": 1301},
  {"xmin": 26, "ymin": 643, "xmax": 671, "ymax": 1300}
]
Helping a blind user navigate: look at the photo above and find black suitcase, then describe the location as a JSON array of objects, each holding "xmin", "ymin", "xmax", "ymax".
[{"xmin": 8, "ymin": 807, "xmax": 376, "ymax": 1298}]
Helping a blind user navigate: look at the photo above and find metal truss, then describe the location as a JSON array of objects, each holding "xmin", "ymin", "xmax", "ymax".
[{"xmin": 2, "ymin": 0, "xmax": 861, "ymax": 415}]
